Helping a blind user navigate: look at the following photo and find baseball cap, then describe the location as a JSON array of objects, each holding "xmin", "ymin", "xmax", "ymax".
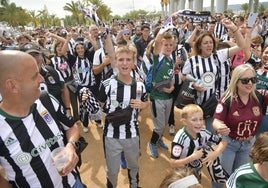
[{"xmin": 20, "ymin": 42, "xmax": 41, "ymax": 54}]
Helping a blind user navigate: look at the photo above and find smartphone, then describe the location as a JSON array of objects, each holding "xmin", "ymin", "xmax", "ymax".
[{"xmin": 247, "ymin": 13, "xmax": 258, "ymax": 28}]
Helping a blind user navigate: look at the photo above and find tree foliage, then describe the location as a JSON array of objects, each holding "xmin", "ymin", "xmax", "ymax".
[
  {"xmin": 0, "ymin": 2, "xmax": 31, "ymax": 26},
  {"xmin": 241, "ymin": 3, "xmax": 249, "ymax": 14}
]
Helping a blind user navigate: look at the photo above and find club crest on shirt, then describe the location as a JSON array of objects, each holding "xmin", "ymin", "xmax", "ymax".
[
  {"xmin": 41, "ymin": 110, "xmax": 53, "ymax": 124},
  {"xmin": 16, "ymin": 152, "xmax": 32, "ymax": 164},
  {"xmin": 252, "ymin": 106, "xmax": 261, "ymax": 116},
  {"xmin": 172, "ymin": 145, "xmax": 182, "ymax": 157},
  {"xmin": 47, "ymin": 76, "xmax": 56, "ymax": 84}
]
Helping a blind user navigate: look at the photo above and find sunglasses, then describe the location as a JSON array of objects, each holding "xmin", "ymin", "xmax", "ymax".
[{"xmin": 239, "ymin": 77, "xmax": 258, "ymax": 84}]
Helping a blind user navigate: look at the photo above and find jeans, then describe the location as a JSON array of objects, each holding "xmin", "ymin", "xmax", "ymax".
[
  {"xmin": 212, "ymin": 136, "xmax": 254, "ymax": 188},
  {"xmin": 205, "ymin": 116, "xmax": 214, "ymax": 133},
  {"xmin": 72, "ymin": 178, "xmax": 85, "ymax": 188}
]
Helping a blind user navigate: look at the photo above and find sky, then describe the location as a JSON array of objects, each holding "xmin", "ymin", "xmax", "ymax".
[{"xmin": 9, "ymin": 0, "xmax": 267, "ymax": 18}]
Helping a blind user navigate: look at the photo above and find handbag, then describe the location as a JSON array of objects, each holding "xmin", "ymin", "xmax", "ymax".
[
  {"xmin": 106, "ymin": 106, "xmax": 133, "ymax": 127},
  {"xmin": 66, "ymin": 79, "xmax": 78, "ymax": 93},
  {"xmin": 175, "ymin": 80, "xmax": 196, "ymax": 109},
  {"xmin": 200, "ymin": 94, "xmax": 218, "ymax": 118},
  {"xmin": 76, "ymin": 136, "xmax": 88, "ymax": 154},
  {"xmin": 154, "ymin": 77, "xmax": 172, "ymax": 92},
  {"xmin": 200, "ymin": 54, "xmax": 221, "ymax": 118}
]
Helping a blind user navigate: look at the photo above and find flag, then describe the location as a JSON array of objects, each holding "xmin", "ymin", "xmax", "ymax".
[
  {"xmin": 77, "ymin": 0, "xmax": 103, "ymax": 26},
  {"xmin": 159, "ymin": 17, "xmax": 175, "ymax": 34}
]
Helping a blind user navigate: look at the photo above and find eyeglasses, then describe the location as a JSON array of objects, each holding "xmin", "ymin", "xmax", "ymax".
[{"xmin": 239, "ymin": 77, "xmax": 258, "ymax": 84}]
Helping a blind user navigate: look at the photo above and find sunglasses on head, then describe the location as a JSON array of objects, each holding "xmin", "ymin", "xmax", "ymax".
[{"xmin": 239, "ymin": 77, "xmax": 258, "ymax": 84}]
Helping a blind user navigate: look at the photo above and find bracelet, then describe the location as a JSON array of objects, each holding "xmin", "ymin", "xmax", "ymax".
[
  {"xmin": 65, "ymin": 107, "xmax": 71, "ymax": 110},
  {"xmin": 232, "ymin": 27, "xmax": 239, "ymax": 33}
]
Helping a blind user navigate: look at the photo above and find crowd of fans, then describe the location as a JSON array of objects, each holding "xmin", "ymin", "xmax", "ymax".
[{"xmin": 1, "ymin": 8, "xmax": 268, "ymax": 188}]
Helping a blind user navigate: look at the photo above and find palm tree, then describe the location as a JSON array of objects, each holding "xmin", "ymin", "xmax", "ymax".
[
  {"xmin": 0, "ymin": 0, "xmax": 8, "ymax": 6},
  {"xmin": 253, "ymin": 0, "xmax": 259, "ymax": 12},
  {"xmin": 0, "ymin": 2, "xmax": 31, "ymax": 26},
  {"xmin": 241, "ymin": 3, "xmax": 249, "ymax": 15},
  {"xmin": 28, "ymin": 10, "xmax": 40, "ymax": 28},
  {"xmin": 49, "ymin": 14, "xmax": 57, "ymax": 27},
  {"xmin": 38, "ymin": 9, "xmax": 47, "ymax": 28},
  {"xmin": 64, "ymin": 1, "xmax": 81, "ymax": 25}
]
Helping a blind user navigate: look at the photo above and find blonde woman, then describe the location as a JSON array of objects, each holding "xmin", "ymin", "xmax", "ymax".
[{"xmin": 213, "ymin": 64, "xmax": 268, "ymax": 188}]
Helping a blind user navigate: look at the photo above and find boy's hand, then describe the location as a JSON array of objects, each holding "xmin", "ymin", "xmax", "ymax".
[
  {"xmin": 202, "ymin": 150, "xmax": 218, "ymax": 166},
  {"xmin": 191, "ymin": 149, "xmax": 204, "ymax": 161}
]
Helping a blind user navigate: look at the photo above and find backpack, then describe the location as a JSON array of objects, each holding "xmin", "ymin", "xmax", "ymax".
[{"xmin": 145, "ymin": 57, "xmax": 165, "ymax": 92}]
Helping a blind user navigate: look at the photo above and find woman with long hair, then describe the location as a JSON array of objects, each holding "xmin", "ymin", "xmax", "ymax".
[
  {"xmin": 213, "ymin": 64, "xmax": 268, "ymax": 188},
  {"xmin": 181, "ymin": 19, "xmax": 245, "ymax": 133}
]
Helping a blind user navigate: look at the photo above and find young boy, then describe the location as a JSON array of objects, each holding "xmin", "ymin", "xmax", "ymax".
[
  {"xmin": 147, "ymin": 30, "xmax": 175, "ymax": 158},
  {"xmin": 170, "ymin": 104, "xmax": 228, "ymax": 184},
  {"xmin": 98, "ymin": 46, "xmax": 149, "ymax": 188}
]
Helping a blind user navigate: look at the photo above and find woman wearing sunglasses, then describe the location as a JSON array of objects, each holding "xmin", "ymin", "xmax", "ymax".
[{"xmin": 212, "ymin": 63, "xmax": 268, "ymax": 188}]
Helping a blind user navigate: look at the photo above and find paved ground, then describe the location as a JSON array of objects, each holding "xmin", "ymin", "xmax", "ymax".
[{"xmin": 79, "ymin": 106, "xmax": 212, "ymax": 188}]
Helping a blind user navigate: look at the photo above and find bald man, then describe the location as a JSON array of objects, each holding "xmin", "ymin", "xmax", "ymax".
[{"xmin": 0, "ymin": 50, "xmax": 83, "ymax": 188}]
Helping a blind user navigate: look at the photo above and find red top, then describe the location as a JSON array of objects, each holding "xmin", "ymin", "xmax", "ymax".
[{"xmin": 214, "ymin": 96, "xmax": 263, "ymax": 140}]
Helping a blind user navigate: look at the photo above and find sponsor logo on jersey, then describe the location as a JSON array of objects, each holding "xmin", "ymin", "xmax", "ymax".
[
  {"xmin": 215, "ymin": 103, "xmax": 223, "ymax": 113},
  {"xmin": 15, "ymin": 132, "xmax": 63, "ymax": 164}
]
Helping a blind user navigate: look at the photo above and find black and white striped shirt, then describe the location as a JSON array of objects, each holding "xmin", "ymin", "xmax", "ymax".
[
  {"xmin": 182, "ymin": 49, "xmax": 229, "ymax": 104},
  {"xmin": 98, "ymin": 76, "xmax": 147, "ymax": 139},
  {"xmin": 68, "ymin": 54, "xmax": 95, "ymax": 87},
  {"xmin": 214, "ymin": 22, "xmax": 227, "ymax": 39},
  {"xmin": 93, "ymin": 47, "xmax": 112, "ymax": 81},
  {"xmin": 0, "ymin": 96, "xmax": 77, "ymax": 187},
  {"xmin": 51, "ymin": 55, "xmax": 73, "ymax": 81}
]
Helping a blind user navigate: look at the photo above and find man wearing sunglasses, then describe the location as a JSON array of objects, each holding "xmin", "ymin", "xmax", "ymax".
[{"xmin": 212, "ymin": 64, "xmax": 268, "ymax": 188}]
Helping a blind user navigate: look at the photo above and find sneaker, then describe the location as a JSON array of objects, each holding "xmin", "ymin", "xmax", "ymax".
[
  {"xmin": 157, "ymin": 139, "xmax": 168, "ymax": 150},
  {"xmin": 120, "ymin": 152, "xmax": 127, "ymax": 169},
  {"xmin": 96, "ymin": 122, "xmax": 103, "ymax": 128},
  {"xmin": 169, "ymin": 124, "xmax": 175, "ymax": 135},
  {"xmin": 83, "ymin": 127, "xmax": 88, "ymax": 133},
  {"xmin": 148, "ymin": 142, "xmax": 158, "ymax": 158},
  {"xmin": 95, "ymin": 120, "xmax": 103, "ymax": 128}
]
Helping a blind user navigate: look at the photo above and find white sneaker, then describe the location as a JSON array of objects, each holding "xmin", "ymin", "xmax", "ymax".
[
  {"xmin": 169, "ymin": 125, "xmax": 175, "ymax": 135},
  {"xmin": 97, "ymin": 123, "xmax": 103, "ymax": 128},
  {"xmin": 83, "ymin": 127, "xmax": 89, "ymax": 133}
]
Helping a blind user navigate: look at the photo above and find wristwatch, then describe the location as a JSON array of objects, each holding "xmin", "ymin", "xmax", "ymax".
[{"xmin": 68, "ymin": 141, "xmax": 79, "ymax": 150}]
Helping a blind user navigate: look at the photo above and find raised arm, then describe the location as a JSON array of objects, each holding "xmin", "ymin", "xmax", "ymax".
[{"xmin": 222, "ymin": 19, "xmax": 245, "ymax": 58}]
